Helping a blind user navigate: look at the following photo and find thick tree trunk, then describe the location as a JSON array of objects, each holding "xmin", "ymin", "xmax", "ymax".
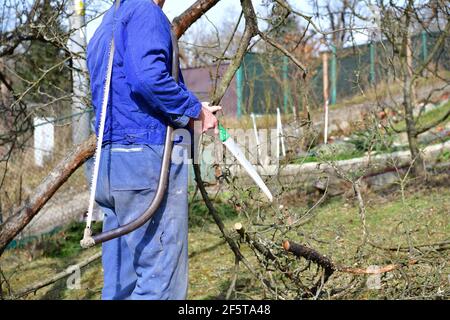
[{"xmin": 0, "ymin": 0, "xmax": 222, "ymax": 256}]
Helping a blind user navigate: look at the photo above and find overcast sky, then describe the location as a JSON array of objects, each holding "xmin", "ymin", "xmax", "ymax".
[
  {"xmin": 86, "ymin": 0, "xmax": 305, "ymax": 41},
  {"xmin": 86, "ymin": 0, "xmax": 370, "ymax": 47}
]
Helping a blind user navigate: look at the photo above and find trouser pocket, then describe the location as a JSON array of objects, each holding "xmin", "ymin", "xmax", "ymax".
[
  {"xmin": 110, "ymin": 145, "xmax": 162, "ymax": 191},
  {"xmin": 108, "ymin": 144, "xmax": 165, "ymax": 254}
]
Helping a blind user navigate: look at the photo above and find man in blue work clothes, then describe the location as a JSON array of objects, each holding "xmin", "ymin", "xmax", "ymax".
[{"xmin": 87, "ymin": 0, "xmax": 221, "ymax": 300}]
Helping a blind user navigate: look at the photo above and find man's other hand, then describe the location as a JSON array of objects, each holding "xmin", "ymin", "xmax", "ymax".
[{"xmin": 190, "ymin": 102, "xmax": 222, "ymax": 135}]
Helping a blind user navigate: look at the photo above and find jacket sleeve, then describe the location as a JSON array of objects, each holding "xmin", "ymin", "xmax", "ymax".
[{"xmin": 123, "ymin": 2, "xmax": 201, "ymax": 126}]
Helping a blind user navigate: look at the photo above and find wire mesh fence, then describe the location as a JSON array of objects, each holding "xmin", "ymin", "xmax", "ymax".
[
  {"xmin": 0, "ymin": 103, "xmax": 93, "ymax": 241},
  {"xmin": 238, "ymin": 30, "xmax": 449, "ymax": 115}
]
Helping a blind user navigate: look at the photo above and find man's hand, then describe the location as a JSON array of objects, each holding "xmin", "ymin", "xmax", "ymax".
[{"xmin": 189, "ymin": 102, "xmax": 222, "ymax": 135}]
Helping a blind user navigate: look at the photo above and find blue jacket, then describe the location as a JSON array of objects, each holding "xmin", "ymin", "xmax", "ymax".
[{"xmin": 87, "ymin": 0, "xmax": 202, "ymax": 145}]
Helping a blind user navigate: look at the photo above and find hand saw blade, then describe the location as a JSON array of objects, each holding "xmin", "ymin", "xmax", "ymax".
[{"xmin": 219, "ymin": 125, "xmax": 273, "ymax": 202}]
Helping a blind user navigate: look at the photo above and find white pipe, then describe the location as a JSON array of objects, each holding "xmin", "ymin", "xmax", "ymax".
[
  {"xmin": 277, "ymin": 108, "xmax": 286, "ymax": 156},
  {"xmin": 250, "ymin": 113, "xmax": 261, "ymax": 160},
  {"xmin": 276, "ymin": 109, "xmax": 280, "ymax": 162}
]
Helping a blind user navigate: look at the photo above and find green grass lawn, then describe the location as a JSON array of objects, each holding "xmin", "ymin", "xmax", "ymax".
[
  {"xmin": 291, "ymin": 150, "xmax": 366, "ymax": 164},
  {"xmin": 289, "ymin": 100, "xmax": 450, "ymax": 166},
  {"xmin": 1, "ymin": 177, "xmax": 449, "ymax": 300},
  {"xmin": 331, "ymin": 72, "xmax": 450, "ymax": 111},
  {"xmin": 392, "ymin": 100, "xmax": 450, "ymax": 133}
]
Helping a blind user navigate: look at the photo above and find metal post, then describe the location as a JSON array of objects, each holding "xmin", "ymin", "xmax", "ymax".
[
  {"xmin": 421, "ymin": 30, "xmax": 428, "ymax": 62},
  {"xmin": 69, "ymin": 0, "xmax": 90, "ymax": 145},
  {"xmin": 236, "ymin": 63, "xmax": 244, "ymax": 118},
  {"xmin": 330, "ymin": 45, "xmax": 337, "ymax": 105},
  {"xmin": 282, "ymin": 55, "xmax": 289, "ymax": 113},
  {"xmin": 369, "ymin": 41, "xmax": 376, "ymax": 85}
]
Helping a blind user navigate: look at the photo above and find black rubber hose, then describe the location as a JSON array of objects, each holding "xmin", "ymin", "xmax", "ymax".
[{"xmin": 83, "ymin": 27, "xmax": 179, "ymax": 247}]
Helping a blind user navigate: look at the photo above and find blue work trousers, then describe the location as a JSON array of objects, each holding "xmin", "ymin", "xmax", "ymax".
[{"xmin": 94, "ymin": 143, "xmax": 189, "ymax": 300}]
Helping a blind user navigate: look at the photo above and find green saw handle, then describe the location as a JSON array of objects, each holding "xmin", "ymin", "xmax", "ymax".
[
  {"xmin": 218, "ymin": 124, "xmax": 230, "ymax": 142},
  {"xmin": 211, "ymin": 107, "xmax": 229, "ymax": 142}
]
